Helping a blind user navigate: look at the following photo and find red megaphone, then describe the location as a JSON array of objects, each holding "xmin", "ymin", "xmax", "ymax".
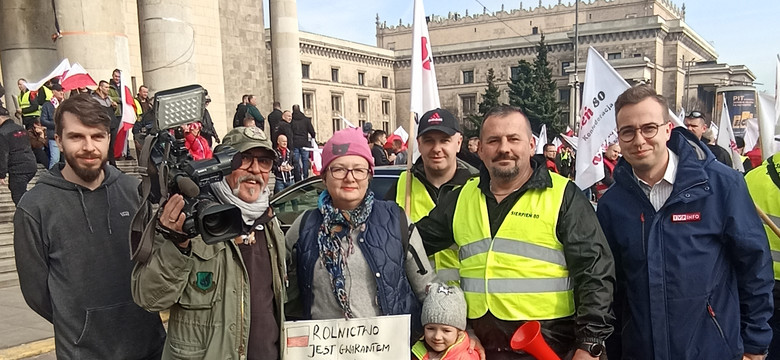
[{"xmin": 509, "ymin": 320, "xmax": 560, "ymax": 360}]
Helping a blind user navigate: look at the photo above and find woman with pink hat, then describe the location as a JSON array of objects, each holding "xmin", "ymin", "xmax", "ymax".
[{"xmin": 285, "ymin": 127, "xmax": 437, "ymax": 341}]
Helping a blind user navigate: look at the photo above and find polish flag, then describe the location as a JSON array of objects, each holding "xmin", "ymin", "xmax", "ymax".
[
  {"xmin": 23, "ymin": 59, "xmax": 70, "ymax": 92},
  {"xmin": 60, "ymin": 63, "xmax": 97, "ymax": 91},
  {"xmin": 575, "ymin": 47, "xmax": 631, "ymax": 190},
  {"xmin": 716, "ymin": 102, "xmax": 744, "ymax": 172},
  {"xmin": 113, "ymin": 71, "xmax": 138, "ymax": 158},
  {"xmin": 410, "ymin": 0, "xmax": 440, "ymax": 139},
  {"xmin": 285, "ymin": 326, "xmax": 310, "ymax": 348}
]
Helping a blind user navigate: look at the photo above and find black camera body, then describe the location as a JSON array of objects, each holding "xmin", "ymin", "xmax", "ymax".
[{"xmin": 144, "ymin": 85, "xmax": 244, "ymax": 245}]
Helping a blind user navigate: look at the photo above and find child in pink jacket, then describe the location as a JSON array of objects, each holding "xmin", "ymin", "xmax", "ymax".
[{"xmin": 412, "ymin": 283, "xmax": 479, "ymax": 360}]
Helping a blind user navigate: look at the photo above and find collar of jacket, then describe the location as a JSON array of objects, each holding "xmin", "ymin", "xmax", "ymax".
[
  {"xmin": 476, "ymin": 156, "xmax": 552, "ymax": 196},
  {"xmin": 614, "ymin": 127, "xmax": 711, "ymax": 195},
  {"xmin": 411, "ymin": 157, "xmax": 480, "ymax": 188}
]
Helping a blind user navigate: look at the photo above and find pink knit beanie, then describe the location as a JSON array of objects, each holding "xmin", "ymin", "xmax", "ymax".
[{"xmin": 321, "ymin": 127, "xmax": 375, "ymax": 173}]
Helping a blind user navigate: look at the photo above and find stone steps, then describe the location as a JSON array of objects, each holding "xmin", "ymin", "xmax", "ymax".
[{"xmin": 0, "ymin": 159, "xmax": 142, "ymax": 289}]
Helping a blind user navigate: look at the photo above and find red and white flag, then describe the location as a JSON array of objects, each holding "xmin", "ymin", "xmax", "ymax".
[
  {"xmin": 410, "ymin": 0, "xmax": 440, "ymax": 135},
  {"xmin": 60, "ymin": 63, "xmax": 97, "ymax": 91},
  {"xmin": 23, "ymin": 59, "xmax": 70, "ymax": 92},
  {"xmin": 575, "ymin": 47, "xmax": 630, "ymax": 190},
  {"xmin": 716, "ymin": 102, "xmax": 744, "ymax": 172},
  {"xmin": 114, "ymin": 71, "xmax": 138, "ymax": 158}
]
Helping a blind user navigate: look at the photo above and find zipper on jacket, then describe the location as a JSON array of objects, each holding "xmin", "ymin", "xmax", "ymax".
[
  {"xmin": 239, "ymin": 273, "xmax": 246, "ymax": 358},
  {"xmin": 707, "ymin": 301, "xmax": 726, "ymax": 340},
  {"xmin": 640, "ymin": 213, "xmax": 646, "ymax": 256}
]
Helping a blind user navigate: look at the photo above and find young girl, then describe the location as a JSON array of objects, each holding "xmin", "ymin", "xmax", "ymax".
[
  {"xmin": 183, "ymin": 122, "xmax": 212, "ymax": 160},
  {"xmin": 412, "ymin": 283, "xmax": 479, "ymax": 360}
]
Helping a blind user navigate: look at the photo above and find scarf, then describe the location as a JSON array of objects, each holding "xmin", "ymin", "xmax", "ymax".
[
  {"xmin": 316, "ymin": 189, "xmax": 375, "ymax": 319},
  {"xmin": 210, "ymin": 177, "xmax": 270, "ymax": 226}
]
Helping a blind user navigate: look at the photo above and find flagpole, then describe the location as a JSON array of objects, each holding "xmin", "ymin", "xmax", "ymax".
[{"xmin": 404, "ymin": 111, "xmax": 415, "ymax": 217}]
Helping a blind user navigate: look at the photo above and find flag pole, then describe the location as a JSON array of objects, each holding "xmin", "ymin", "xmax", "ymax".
[
  {"xmin": 756, "ymin": 204, "xmax": 780, "ymax": 239},
  {"xmin": 404, "ymin": 111, "xmax": 415, "ymax": 217}
]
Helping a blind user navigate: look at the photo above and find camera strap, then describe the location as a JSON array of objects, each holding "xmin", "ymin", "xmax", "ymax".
[{"xmin": 130, "ymin": 135, "xmax": 159, "ymax": 263}]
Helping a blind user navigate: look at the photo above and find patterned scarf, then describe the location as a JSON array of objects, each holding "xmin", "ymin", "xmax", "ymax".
[{"xmin": 316, "ymin": 189, "xmax": 375, "ymax": 319}]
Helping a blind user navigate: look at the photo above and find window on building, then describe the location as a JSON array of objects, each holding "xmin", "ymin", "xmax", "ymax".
[
  {"xmin": 302, "ymin": 64, "xmax": 310, "ymax": 79},
  {"xmin": 561, "ymin": 61, "xmax": 570, "ymax": 76},
  {"xmin": 302, "ymin": 92, "xmax": 314, "ymax": 111},
  {"xmin": 382, "ymin": 121, "xmax": 390, "ymax": 133},
  {"xmin": 331, "ymin": 94, "xmax": 341, "ymax": 113},
  {"xmin": 332, "ymin": 118, "xmax": 342, "ymax": 132},
  {"xmin": 382, "ymin": 100, "xmax": 391, "ymax": 116},
  {"xmin": 358, "ymin": 97, "xmax": 368, "ymax": 115},
  {"xmin": 532, "ymin": 27, "xmax": 539, "ymax": 35},
  {"xmin": 633, "ymin": 53, "xmax": 642, "ymax": 58},
  {"xmin": 382, "ymin": 76, "xmax": 389, "ymax": 89},
  {"xmin": 331, "ymin": 68, "xmax": 339, "ymax": 82},
  {"xmin": 559, "ymin": 89, "xmax": 571, "ymax": 108},
  {"xmin": 359, "ymin": 120, "xmax": 367, "ymax": 128},
  {"xmin": 461, "ymin": 95, "xmax": 477, "ymax": 115},
  {"xmin": 463, "ymin": 70, "xmax": 474, "ymax": 84},
  {"xmin": 358, "ymin": 72, "xmax": 365, "ymax": 86},
  {"xmin": 511, "ymin": 66, "xmax": 522, "ymax": 81},
  {"xmin": 607, "ymin": 52, "xmax": 622, "ymax": 60}
]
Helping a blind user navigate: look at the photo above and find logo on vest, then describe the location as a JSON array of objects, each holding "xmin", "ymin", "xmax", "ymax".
[
  {"xmin": 671, "ymin": 212, "xmax": 701, "ymax": 223},
  {"xmin": 511, "ymin": 211, "xmax": 540, "ymax": 219}
]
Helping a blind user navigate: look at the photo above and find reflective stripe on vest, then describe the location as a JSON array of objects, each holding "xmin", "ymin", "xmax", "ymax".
[
  {"xmin": 396, "ymin": 171, "xmax": 460, "ymax": 285},
  {"xmin": 452, "ymin": 174, "xmax": 574, "ymax": 320},
  {"xmin": 746, "ymin": 158, "xmax": 780, "ymax": 280}
]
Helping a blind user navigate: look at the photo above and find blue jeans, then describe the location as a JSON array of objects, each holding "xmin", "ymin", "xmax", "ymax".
[
  {"xmin": 48, "ymin": 139, "xmax": 60, "ymax": 169},
  {"xmin": 293, "ymin": 147, "xmax": 310, "ymax": 181}
]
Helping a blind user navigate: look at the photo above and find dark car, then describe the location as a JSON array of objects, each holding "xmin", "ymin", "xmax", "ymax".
[{"xmin": 270, "ymin": 165, "xmax": 405, "ymax": 232}]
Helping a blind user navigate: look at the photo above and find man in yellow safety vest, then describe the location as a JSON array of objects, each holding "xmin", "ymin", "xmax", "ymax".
[
  {"xmin": 418, "ymin": 105, "xmax": 615, "ymax": 359},
  {"xmin": 385, "ymin": 108, "xmax": 478, "ymax": 286}
]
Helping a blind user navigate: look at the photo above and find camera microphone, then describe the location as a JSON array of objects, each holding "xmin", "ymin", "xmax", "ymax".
[{"xmin": 175, "ymin": 176, "xmax": 201, "ymax": 198}]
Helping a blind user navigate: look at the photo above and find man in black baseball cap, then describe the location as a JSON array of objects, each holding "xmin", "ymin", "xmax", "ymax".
[{"xmin": 387, "ymin": 108, "xmax": 478, "ymax": 285}]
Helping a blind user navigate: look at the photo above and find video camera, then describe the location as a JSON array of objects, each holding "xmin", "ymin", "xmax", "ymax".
[{"xmin": 141, "ymin": 85, "xmax": 243, "ymax": 245}]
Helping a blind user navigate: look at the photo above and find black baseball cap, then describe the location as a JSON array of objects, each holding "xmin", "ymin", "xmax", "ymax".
[{"xmin": 418, "ymin": 108, "xmax": 460, "ymax": 137}]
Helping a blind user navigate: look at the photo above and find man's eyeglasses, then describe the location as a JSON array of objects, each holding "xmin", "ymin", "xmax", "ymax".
[
  {"xmin": 618, "ymin": 122, "xmax": 667, "ymax": 142},
  {"xmin": 328, "ymin": 167, "xmax": 370, "ymax": 180},
  {"xmin": 686, "ymin": 111, "xmax": 704, "ymax": 119},
  {"xmin": 240, "ymin": 154, "xmax": 274, "ymax": 171}
]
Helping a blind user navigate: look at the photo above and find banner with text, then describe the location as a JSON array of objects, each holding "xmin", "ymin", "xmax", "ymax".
[
  {"xmin": 575, "ymin": 47, "xmax": 630, "ymax": 190},
  {"xmin": 283, "ymin": 315, "xmax": 410, "ymax": 360}
]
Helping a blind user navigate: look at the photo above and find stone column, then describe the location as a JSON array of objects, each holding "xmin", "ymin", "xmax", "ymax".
[
  {"xmin": 53, "ymin": 0, "xmax": 131, "ymax": 83},
  {"xmin": 0, "ymin": 0, "xmax": 58, "ymax": 114},
  {"xmin": 269, "ymin": 0, "xmax": 303, "ymax": 111},
  {"xmin": 136, "ymin": 0, "xmax": 197, "ymax": 94}
]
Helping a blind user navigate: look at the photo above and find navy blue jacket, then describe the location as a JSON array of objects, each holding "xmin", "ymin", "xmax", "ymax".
[
  {"xmin": 295, "ymin": 201, "xmax": 422, "ymax": 334},
  {"xmin": 597, "ymin": 128, "xmax": 773, "ymax": 359}
]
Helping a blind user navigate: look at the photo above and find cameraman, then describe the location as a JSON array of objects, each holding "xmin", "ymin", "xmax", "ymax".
[{"xmin": 132, "ymin": 127, "xmax": 287, "ymax": 360}]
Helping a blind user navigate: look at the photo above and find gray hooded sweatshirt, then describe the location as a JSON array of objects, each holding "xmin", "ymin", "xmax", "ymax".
[{"xmin": 13, "ymin": 164, "xmax": 165, "ymax": 359}]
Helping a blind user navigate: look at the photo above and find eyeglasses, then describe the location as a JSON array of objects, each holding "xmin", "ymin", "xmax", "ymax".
[
  {"xmin": 618, "ymin": 122, "xmax": 667, "ymax": 142},
  {"xmin": 686, "ymin": 111, "xmax": 704, "ymax": 119},
  {"xmin": 240, "ymin": 153, "xmax": 274, "ymax": 171},
  {"xmin": 328, "ymin": 167, "xmax": 370, "ymax": 180}
]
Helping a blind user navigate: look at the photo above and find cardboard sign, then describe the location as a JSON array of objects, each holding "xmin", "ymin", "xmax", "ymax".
[{"xmin": 283, "ymin": 315, "xmax": 410, "ymax": 359}]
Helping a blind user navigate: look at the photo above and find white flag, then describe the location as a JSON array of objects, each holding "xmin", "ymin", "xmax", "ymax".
[
  {"xmin": 340, "ymin": 116, "xmax": 357, "ymax": 129},
  {"xmin": 758, "ymin": 92, "xmax": 777, "ymax": 158},
  {"xmin": 410, "ymin": 0, "xmax": 440, "ymax": 136},
  {"xmin": 743, "ymin": 117, "xmax": 759, "ymax": 153},
  {"xmin": 775, "ymin": 54, "xmax": 780, "ymax": 129},
  {"xmin": 393, "ymin": 126, "xmax": 409, "ymax": 144},
  {"xmin": 716, "ymin": 102, "xmax": 744, "ymax": 172},
  {"xmin": 535, "ymin": 124, "xmax": 547, "ymax": 154},
  {"xmin": 24, "ymin": 58, "xmax": 71, "ymax": 92},
  {"xmin": 574, "ymin": 47, "xmax": 630, "ymax": 190}
]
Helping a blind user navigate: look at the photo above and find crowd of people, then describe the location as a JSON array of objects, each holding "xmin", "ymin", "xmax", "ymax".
[{"xmin": 8, "ymin": 82, "xmax": 780, "ymax": 360}]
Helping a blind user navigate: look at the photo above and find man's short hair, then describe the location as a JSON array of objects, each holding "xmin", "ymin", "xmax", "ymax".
[
  {"xmin": 242, "ymin": 94, "xmax": 249, "ymax": 101},
  {"xmin": 54, "ymin": 94, "xmax": 112, "ymax": 137},
  {"xmin": 481, "ymin": 105, "xmax": 532, "ymax": 139},
  {"xmin": 615, "ymin": 85, "xmax": 673, "ymax": 124},
  {"xmin": 139, "ymin": 85, "xmax": 148, "ymax": 91},
  {"xmin": 292, "ymin": 104, "xmax": 301, "ymax": 112},
  {"xmin": 113, "ymin": 69, "xmax": 121, "ymax": 75},
  {"xmin": 544, "ymin": 143, "xmax": 556, "ymax": 151},
  {"xmin": 468, "ymin": 136, "xmax": 479, "ymax": 142},
  {"xmin": 273, "ymin": 101, "xmax": 281, "ymax": 108},
  {"xmin": 248, "ymin": 95, "xmax": 255, "ymax": 102},
  {"xmin": 98, "ymin": 80, "xmax": 109, "ymax": 87},
  {"xmin": 369, "ymin": 130, "xmax": 387, "ymax": 144}
]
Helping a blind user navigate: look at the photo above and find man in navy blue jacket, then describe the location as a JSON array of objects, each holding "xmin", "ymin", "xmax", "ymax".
[{"xmin": 596, "ymin": 85, "xmax": 773, "ymax": 360}]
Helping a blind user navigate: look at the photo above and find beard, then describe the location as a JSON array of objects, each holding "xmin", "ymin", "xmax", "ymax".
[
  {"xmin": 231, "ymin": 174, "xmax": 266, "ymax": 198},
  {"xmin": 63, "ymin": 149, "xmax": 107, "ymax": 183},
  {"xmin": 490, "ymin": 153, "xmax": 520, "ymax": 181}
]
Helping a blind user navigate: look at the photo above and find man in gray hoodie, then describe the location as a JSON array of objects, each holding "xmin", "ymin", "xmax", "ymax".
[{"xmin": 13, "ymin": 94, "xmax": 165, "ymax": 359}]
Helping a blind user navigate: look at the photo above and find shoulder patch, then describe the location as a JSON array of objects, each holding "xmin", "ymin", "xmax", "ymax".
[{"xmin": 193, "ymin": 272, "xmax": 215, "ymax": 293}]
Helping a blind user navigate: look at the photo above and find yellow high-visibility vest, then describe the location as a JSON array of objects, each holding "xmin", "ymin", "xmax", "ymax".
[
  {"xmin": 745, "ymin": 155, "xmax": 780, "ymax": 280},
  {"xmin": 453, "ymin": 174, "xmax": 574, "ymax": 320},
  {"xmin": 396, "ymin": 171, "xmax": 460, "ymax": 285},
  {"xmin": 17, "ymin": 92, "xmax": 40, "ymax": 117}
]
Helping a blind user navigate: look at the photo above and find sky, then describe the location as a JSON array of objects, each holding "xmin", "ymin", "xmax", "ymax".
[{"xmin": 268, "ymin": 0, "xmax": 779, "ymax": 94}]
